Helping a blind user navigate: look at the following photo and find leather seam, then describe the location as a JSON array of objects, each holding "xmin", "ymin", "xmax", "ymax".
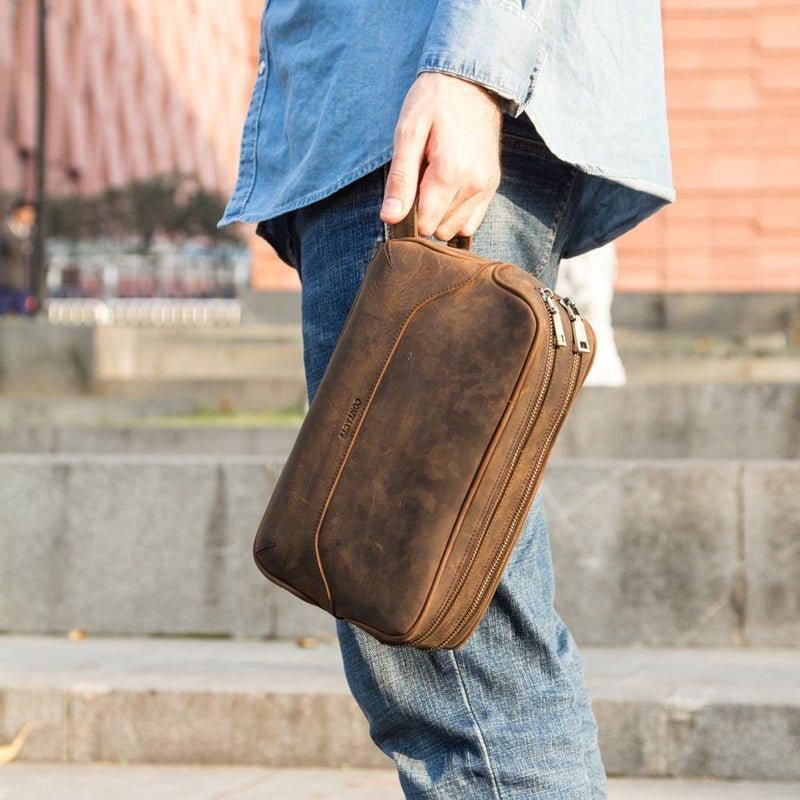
[
  {"xmin": 410, "ymin": 265, "xmax": 553, "ymax": 643},
  {"xmin": 444, "ymin": 347, "xmax": 580, "ymax": 648},
  {"xmin": 254, "ymin": 547, "xmax": 321, "ymax": 607},
  {"xmin": 311, "ymin": 251, "xmax": 501, "ymax": 616},
  {"xmin": 334, "ymin": 267, "xmax": 545, "ymax": 642}
]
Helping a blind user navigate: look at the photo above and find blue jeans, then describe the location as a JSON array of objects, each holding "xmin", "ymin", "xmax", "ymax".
[{"xmin": 258, "ymin": 116, "xmax": 607, "ymax": 799}]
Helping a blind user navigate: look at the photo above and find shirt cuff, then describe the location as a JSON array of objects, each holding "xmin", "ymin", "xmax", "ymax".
[{"xmin": 417, "ymin": 0, "xmax": 545, "ymax": 116}]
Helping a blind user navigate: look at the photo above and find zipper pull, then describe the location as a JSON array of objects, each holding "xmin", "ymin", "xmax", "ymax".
[
  {"xmin": 539, "ymin": 288, "xmax": 567, "ymax": 348},
  {"xmin": 559, "ymin": 297, "xmax": 591, "ymax": 354}
]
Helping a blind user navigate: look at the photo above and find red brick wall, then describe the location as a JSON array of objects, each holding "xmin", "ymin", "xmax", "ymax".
[
  {"xmin": 251, "ymin": 1, "xmax": 800, "ymax": 293},
  {"xmin": 1, "ymin": 0, "xmax": 258, "ymax": 198},
  {"xmin": 617, "ymin": 0, "xmax": 800, "ymax": 293},
  {"xmin": 242, "ymin": 0, "xmax": 300, "ymax": 290}
]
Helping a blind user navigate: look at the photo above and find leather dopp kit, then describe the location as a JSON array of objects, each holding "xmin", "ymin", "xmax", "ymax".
[{"xmin": 253, "ymin": 209, "xmax": 596, "ymax": 649}]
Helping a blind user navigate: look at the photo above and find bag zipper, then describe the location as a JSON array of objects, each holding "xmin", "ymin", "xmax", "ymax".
[
  {"xmin": 541, "ymin": 287, "xmax": 567, "ymax": 347},
  {"xmin": 409, "ymin": 286, "xmax": 569, "ymax": 645},
  {"xmin": 410, "ymin": 287, "xmax": 589, "ymax": 648},
  {"xmin": 559, "ymin": 297, "xmax": 591, "ymax": 353},
  {"xmin": 442, "ymin": 349, "xmax": 582, "ymax": 648}
]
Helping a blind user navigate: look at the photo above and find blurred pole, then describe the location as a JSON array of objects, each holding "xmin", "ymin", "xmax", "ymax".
[{"xmin": 31, "ymin": 0, "xmax": 48, "ymax": 313}]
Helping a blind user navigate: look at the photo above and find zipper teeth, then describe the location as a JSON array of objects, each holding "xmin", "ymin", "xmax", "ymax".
[
  {"xmin": 409, "ymin": 293, "xmax": 557, "ymax": 645},
  {"xmin": 442, "ymin": 351, "xmax": 582, "ymax": 648}
]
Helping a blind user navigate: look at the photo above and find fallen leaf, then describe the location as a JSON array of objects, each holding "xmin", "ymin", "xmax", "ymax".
[
  {"xmin": 314, "ymin": 631, "xmax": 338, "ymax": 646},
  {"xmin": 0, "ymin": 722, "xmax": 33, "ymax": 765}
]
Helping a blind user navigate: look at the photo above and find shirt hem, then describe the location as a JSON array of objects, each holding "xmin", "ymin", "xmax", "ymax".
[
  {"xmin": 219, "ymin": 149, "xmax": 674, "ymax": 232},
  {"xmin": 218, "ymin": 145, "xmax": 395, "ymax": 227}
]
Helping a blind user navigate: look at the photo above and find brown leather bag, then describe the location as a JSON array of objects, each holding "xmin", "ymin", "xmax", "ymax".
[{"xmin": 253, "ymin": 209, "xmax": 595, "ymax": 649}]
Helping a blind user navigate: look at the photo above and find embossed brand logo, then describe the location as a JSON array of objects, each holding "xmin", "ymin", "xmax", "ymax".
[{"xmin": 339, "ymin": 397, "xmax": 362, "ymax": 438}]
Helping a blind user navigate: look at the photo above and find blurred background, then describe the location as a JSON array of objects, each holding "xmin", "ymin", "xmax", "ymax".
[{"xmin": 0, "ymin": 1, "xmax": 799, "ymax": 799}]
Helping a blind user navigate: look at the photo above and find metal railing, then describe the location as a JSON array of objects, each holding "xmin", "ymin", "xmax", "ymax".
[{"xmin": 46, "ymin": 298, "xmax": 242, "ymax": 326}]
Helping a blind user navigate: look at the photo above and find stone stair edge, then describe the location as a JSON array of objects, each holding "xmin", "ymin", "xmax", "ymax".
[
  {"xmin": 1, "ymin": 635, "xmax": 798, "ymax": 697},
  {"xmin": 2, "ymin": 636, "xmax": 799, "ymax": 778},
  {"xmin": 3, "ymin": 764, "xmax": 800, "ymax": 800},
  {"xmin": 0, "ymin": 452, "xmax": 796, "ymax": 466}
]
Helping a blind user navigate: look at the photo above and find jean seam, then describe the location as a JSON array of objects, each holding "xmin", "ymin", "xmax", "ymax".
[
  {"xmin": 449, "ymin": 650, "xmax": 504, "ymax": 800},
  {"xmin": 533, "ymin": 166, "xmax": 577, "ymax": 279}
]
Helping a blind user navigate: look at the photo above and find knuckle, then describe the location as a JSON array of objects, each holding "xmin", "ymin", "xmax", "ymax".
[
  {"xmin": 466, "ymin": 165, "xmax": 498, "ymax": 194},
  {"xmin": 430, "ymin": 152, "xmax": 460, "ymax": 184},
  {"xmin": 396, "ymin": 118, "xmax": 424, "ymax": 143},
  {"xmin": 463, "ymin": 175, "xmax": 484, "ymax": 195},
  {"xmin": 435, "ymin": 224, "xmax": 455, "ymax": 241},
  {"xmin": 417, "ymin": 212, "xmax": 438, "ymax": 236},
  {"xmin": 387, "ymin": 165, "xmax": 413, "ymax": 190}
]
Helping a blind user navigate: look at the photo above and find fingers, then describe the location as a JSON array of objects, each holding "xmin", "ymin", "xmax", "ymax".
[
  {"xmin": 417, "ymin": 153, "xmax": 460, "ymax": 237},
  {"xmin": 418, "ymin": 153, "xmax": 500, "ymax": 239},
  {"xmin": 381, "ymin": 109, "xmax": 432, "ymax": 224},
  {"xmin": 382, "ymin": 73, "xmax": 502, "ymax": 236},
  {"xmin": 433, "ymin": 189, "xmax": 490, "ymax": 242}
]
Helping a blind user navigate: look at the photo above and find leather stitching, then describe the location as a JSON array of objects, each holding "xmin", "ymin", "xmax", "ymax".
[
  {"xmin": 445, "ymin": 349, "xmax": 581, "ymax": 648},
  {"xmin": 411, "ymin": 267, "xmax": 554, "ymax": 643},
  {"xmin": 312, "ymin": 246, "xmax": 502, "ymax": 616}
]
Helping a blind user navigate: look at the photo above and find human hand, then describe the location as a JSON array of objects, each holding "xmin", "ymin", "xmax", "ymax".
[{"xmin": 380, "ymin": 72, "xmax": 502, "ymax": 241}]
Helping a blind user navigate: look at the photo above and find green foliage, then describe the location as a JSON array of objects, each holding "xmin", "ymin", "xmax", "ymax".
[{"xmin": 46, "ymin": 174, "xmax": 239, "ymax": 251}]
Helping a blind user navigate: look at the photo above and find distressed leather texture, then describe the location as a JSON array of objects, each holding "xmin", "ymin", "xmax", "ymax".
[{"xmin": 253, "ymin": 224, "xmax": 595, "ymax": 649}]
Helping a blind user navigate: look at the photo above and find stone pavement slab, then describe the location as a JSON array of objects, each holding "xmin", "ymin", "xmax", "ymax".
[
  {"xmin": 5, "ymin": 384, "xmax": 800, "ymax": 460},
  {"xmin": 1, "ymin": 637, "xmax": 800, "ymax": 780},
  {"xmin": 3, "ymin": 456, "xmax": 799, "ymax": 647},
  {"xmin": 2, "ymin": 764, "xmax": 800, "ymax": 800}
]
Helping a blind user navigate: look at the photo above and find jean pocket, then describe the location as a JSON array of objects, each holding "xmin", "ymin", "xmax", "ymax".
[{"xmin": 256, "ymin": 214, "xmax": 300, "ymax": 277}]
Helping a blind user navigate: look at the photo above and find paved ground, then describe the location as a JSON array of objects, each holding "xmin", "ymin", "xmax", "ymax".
[
  {"xmin": 2, "ymin": 636, "xmax": 800, "ymax": 781},
  {"xmin": 2, "ymin": 764, "xmax": 800, "ymax": 800},
  {"xmin": 2, "ymin": 636, "xmax": 798, "ymax": 704}
]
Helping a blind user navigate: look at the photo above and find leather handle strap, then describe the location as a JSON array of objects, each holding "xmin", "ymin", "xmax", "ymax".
[{"xmin": 390, "ymin": 204, "xmax": 472, "ymax": 251}]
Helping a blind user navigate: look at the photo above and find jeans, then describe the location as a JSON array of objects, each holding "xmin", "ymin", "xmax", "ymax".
[{"xmin": 258, "ymin": 115, "xmax": 607, "ymax": 800}]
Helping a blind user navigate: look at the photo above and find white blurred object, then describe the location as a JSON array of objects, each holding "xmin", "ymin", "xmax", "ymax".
[
  {"xmin": 557, "ymin": 242, "xmax": 627, "ymax": 387},
  {"xmin": 45, "ymin": 298, "xmax": 242, "ymax": 326}
]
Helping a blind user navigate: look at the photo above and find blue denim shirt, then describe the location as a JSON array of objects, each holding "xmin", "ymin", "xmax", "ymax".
[{"xmin": 220, "ymin": 0, "xmax": 674, "ymax": 257}]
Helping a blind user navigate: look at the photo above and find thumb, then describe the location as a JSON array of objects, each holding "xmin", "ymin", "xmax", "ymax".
[{"xmin": 381, "ymin": 116, "xmax": 430, "ymax": 224}]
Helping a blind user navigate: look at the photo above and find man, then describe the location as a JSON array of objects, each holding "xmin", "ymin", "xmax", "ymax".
[
  {"xmin": 221, "ymin": 2, "xmax": 673, "ymax": 797},
  {"xmin": 0, "ymin": 201, "xmax": 37, "ymax": 316}
]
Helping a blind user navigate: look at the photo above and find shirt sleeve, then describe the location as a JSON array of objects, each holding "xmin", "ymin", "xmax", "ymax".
[{"xmin": 417, "ymin": 0, "xmax": 545, "ymax": 116}]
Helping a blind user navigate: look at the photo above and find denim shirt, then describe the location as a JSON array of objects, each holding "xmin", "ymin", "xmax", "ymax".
[{"xmin": 220, "ymin": 0, "xmax": 674, "ymax": 257}]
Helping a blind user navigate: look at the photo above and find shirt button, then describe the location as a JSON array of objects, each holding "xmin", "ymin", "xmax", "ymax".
[{"xmin": 258, "ymin": 60, "xmax": 266, "ymax": 75}]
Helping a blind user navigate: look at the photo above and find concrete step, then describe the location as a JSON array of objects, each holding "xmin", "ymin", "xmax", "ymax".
[
  {"xmin": 559, "ymin": 382, "xmax": 800, "ymax": 459},
  {"xmin": 614, "ymin": 327, "xmax": 800, "ymax": 358},
  {"xmin": 0, "ymin": 421, "xmax": 302, "ymax": 457},
  {"xmin": 611, "ymin": 326, "xmax": 800, "ymax": 384},
  {"xmin": 1, "ymin": 455, "xmax": 798, "ymax": 647},
  {"xmin": 92, "ymin": 322, "xmax": 306, "ymax": 410},
  {"xmin": 0, "ymin": 318, "xmax": 306, "ymax": 411},
  {"xmin": 2, "ymin": 764, "xmax": 799, "ymax": 800},
  {"xmin": 4, "ymin": 383, "xmax": 797, "ymax": 459},
  {"xmin": 1, "ymin": 637, "xmax": 799, "ymax": 781},
  {"xmin": 621, "ymin": 356, "xmax": 800, "ymax": 384},
  {"xmin": 94, "ymin": 377, "xmax": 306, "ymax": 415},
  {"xmin": 0, "ymin": 396, "xmax": 203, "ymax": 428}
]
